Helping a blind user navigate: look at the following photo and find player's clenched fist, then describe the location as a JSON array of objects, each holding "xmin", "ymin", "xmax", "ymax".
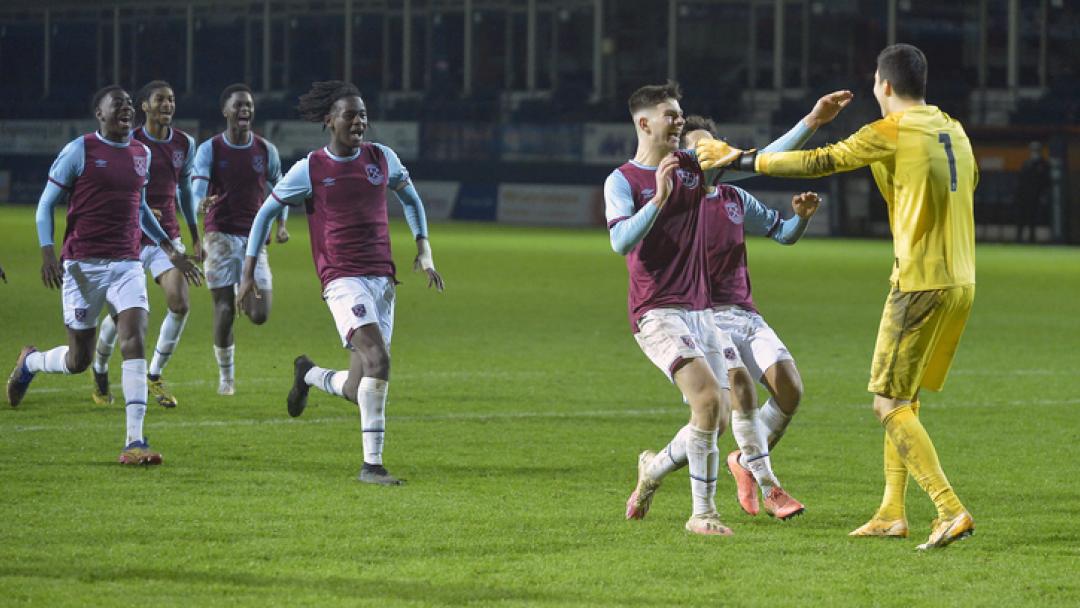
[
  {"xmin": 791, "ymin": 191, "xmax": 820, "ymax": 219},
  {"xmin": 695, "ymin": 139, "xmax": 752, "ymax": 172}
]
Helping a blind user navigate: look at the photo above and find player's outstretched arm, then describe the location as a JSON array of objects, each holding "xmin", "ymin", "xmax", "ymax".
[
  {"xmin": 802, "ymin": 90, "xmax": 854, "ymax": 130},
  {"xmin": 238, "ymin": 197, "xmax": 287, "ymax": 304},
  {"xmin": 35, "ymin": 182, "xmax": 66, "ymax": 290},
  {"xmin": 390, "ymin": 181, "xmax": 444, "ymax": 291}
]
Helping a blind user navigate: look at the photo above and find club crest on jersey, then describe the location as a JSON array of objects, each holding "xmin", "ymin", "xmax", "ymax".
[
  {"xmin": 365, "ymin": 164, "xmax": 385, "ymax": 185},
  {"xmin": 252, "ymin": 155, "xmax": 265, "ymax": 173},
  {"xmin": 676, "ymin": 168, "xmax": 700, "ymax": 189},
  {"xmin": 352, "ymin": 304, "xmax": 367, "ymax": 318},
  {"xmin": 74, "ymin": 308, "xmax": 88, "ymax": 322},
  {"xmin": 171, "ymin": 150, "xmax": 185, "ymax": 168},
  {"xmin": 681, "ymin": 335, "xmax": 697, "ymax": 349},
  {"xmin": 725, "ymin": 201, "xmax": 744, "ymax": 225},
  {"xmin": 133, "ymin": 156, "xmax": 148, "ymax": 177},
  {"xmin": 724, "ymin": 347, "xmax": 738, "ymax": 361}
]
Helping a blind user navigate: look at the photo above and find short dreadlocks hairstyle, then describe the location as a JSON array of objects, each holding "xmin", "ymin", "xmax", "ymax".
[{"xmin": 296, "ymin": 81, "xmax": 363, "ymax": 128}]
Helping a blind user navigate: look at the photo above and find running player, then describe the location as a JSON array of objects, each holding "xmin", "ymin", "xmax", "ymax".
[
  {"xmin": 698, "ymin": 44, "xmax": 977, "ymax": 550},
  {"xmin": 6, "ymin": 85, "xmax": 202, "ymax": 464},
  {"xmin": 92, "ymin": 79, "xmax": 201, "ymax": 408},
  {"xmin": 237, "ymin": 81, "xmax": 444, "ymax": 485},
  {"xmin": 192, "ymin": 83, "xmax": 289, "ymax": 395}
]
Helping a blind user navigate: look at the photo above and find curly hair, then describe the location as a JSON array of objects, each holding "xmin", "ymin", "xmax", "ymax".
[
  {"xmin": 296, "ymin": 81, "xmax": 363, "ymax": 127},
  {"xmin": 134, "ymin": 80, "xmax": 172, "ymax": 126}
]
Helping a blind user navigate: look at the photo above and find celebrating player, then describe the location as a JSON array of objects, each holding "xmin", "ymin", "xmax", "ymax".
[
  {"xmin": 606, "ymin": 82, "xmax": 736, "ymax": 536},
  {"xmin": 92, "ymin": 80, "xmax": 201, "ymax": 408},
  {"xmin": 697, "ymin": 44, "xmax": 977, "ymax": 550},
  {"xmin": 6, "ymin": 85, "xmax": 202, "ymax": 465},
  {"xmin": 237, "ymin": 81, "xmax": 444, "ymax": 486},
  {"xmin": 192, "ymin": 83, "xmax": 289, "ymax": 395}
]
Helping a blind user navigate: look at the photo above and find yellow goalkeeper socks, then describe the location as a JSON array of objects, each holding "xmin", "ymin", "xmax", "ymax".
[
  {"xmin": 874, "ymin": 400, "xmax": 920, "ymax": 521},
  {"xmin": 882, "ymin": 403, "xmax": 964, "ymax": 520}
]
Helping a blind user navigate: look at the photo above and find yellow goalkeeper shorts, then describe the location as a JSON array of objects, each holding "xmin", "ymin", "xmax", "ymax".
[{"xmin": 868, "ymin": 283, "xmax": 975, "ymax": 400}]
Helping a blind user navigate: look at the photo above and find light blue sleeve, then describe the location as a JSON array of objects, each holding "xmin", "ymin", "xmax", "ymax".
[
  {"xmin": 375, "ymin": 143, "xmax": 411, "ymax": 190},
  {"xmin": 714, "ymin": 120, "xmax": 816, "ymax": 184},
  {"xmin": 37, "ymin": 138, "xmax": 86, "ymax": 246},
  {"xmin": 174, "ymin": 133, "xmax": 198, "ymax": 227},
  {"xmin": 734, "ymin": 187, "xmax": 808, "ymax": 245},
  {"xmin": 191, "ymin": 139, "xmax": 213, "ymax": 202},
  {"xmin": 264, "ymin": 141, "xmax": 288, "ymax": 221},
  {"xmin": 270, "ymin": 157, "xmax": 312, "ymax": 206},
  {"xmin": 605, "ymin": 170, "xmax": 659, "ymax": 255},
  {"xmin": 246, "ymin": 199, "xmax": 288, "ymax": 257},
  {"xmin": 391, "ymin": 183, "xmax": 429, "ymax": 240}
]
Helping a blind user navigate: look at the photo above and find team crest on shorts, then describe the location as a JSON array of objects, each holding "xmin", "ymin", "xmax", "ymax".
[
  {"xmin": 365, "ymin": 164, "xmax": 385, "ymax": 185},
  {"xmin": 681, "ymin": 335, "xmax": 697, "ymax": 349},
  {"xmin": 352, "ymin": 304, "xmax": 367, "ymax": 318},
  {"xmin": 172, "ymin": 150, "xmax": 186, "ymax": 168},
  {"xmin": 724, "ymin": 347, "xmax": 738, "ymax": 361},
  {"xmin": 676, "ymin": 168, "xmax": 700, "ymax": 189},
  {"xmin": 725, "ymin": 201, "xmax": 744, "ymax": 225},
  {"xmin": 74, "ymin": 308, "xmax": 88, "ymax": 322},
  {"xmin": 133, "ymin": 155, "xmax": 148, "ymax": 177},
  {"xmin": 252, "ymin": 155, "xmax": 266, "ymax": 173}
]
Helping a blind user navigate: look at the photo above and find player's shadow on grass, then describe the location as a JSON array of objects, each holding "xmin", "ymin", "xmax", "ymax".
[{"xmin": 0, "ymin": 565, "xmax": 656, "ymax": 605}]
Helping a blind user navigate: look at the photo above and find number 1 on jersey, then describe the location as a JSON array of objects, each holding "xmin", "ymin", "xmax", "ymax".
[{"xmin": 938, "ymin": 133, "xmax": 958, "ymax": 192}]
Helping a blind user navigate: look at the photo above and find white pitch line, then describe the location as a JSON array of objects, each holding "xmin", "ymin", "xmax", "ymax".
[{"xmin": 4, "ymin": 398, "xmax": 1079, "ymax": 435}]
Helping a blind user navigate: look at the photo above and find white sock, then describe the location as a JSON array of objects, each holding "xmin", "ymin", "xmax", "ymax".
[
  {"xmin": 732, "ymin": 409, "xmax": 780, "ymax": 494},
  {"xmin": 122, "ymin": 359, "xmax": 148, "ymax": 445},
  {"xmin": 149, "ymin": 311, "xmax": 188, "ymax": 377},
  {"xmin": 357, "ymin": 377, "xmax": 388, "ymax": 466},
  {"xmin": 761, "ymin": 399, "xmax": 793, "ymax": 449},
  {"xmin": 646, "ymin": 424, "xmax": 693, "ymax": 479},
  {"xmin": 26, "ymin": 346, "xmax": 71, "ymax": 374},
  {"xmin": 305, "ymin": 366, "xmax": 348, "ymax": 397},
  {"xmin": 686, "ymin": 425, "xmax": 719, "ymax": 515},
  {"xmin": 214, "ymin": 345, "xmax": 235, "ymax": 382},
  {"xmin": 93, "ymin": 316, "xmax": 118, "ymax": 374}
]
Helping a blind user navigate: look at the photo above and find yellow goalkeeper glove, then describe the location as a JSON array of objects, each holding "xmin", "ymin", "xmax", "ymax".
[{"xmin": 695, "ymin": 139, "xmax": 757, "ymax": 172}]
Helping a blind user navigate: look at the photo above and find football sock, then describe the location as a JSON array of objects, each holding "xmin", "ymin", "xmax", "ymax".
[
  {"xmin": 875, "ymin": 400, "xmax": 918, "ymax": 521},
  {"xmin": 882, "ymin": 403, "xmax": 964, "ymax": 520},
  {"xmin": 149, "ymin": 311, "xmax": 188, "ymax": 377},
  {"xmin": 122, "ymin": 359, "xmax": 148, "ymax": 445},
  {"xmin": 93, "ymin": 316, "xmax": 118, "ymax": 374},
  {"xmin": 732, "ymin": 409, "xmax": 779, "ymax": 494},
  {"xmin": 26, "ymin": 346, "xmax": 71, "ymax": 374},
  {"xmin": 305, "ymin": 366, "xmax": 348, "ymax": 398},
  {"xmin": 214, "ymin": 345, "xmax": 235, "ymax": 382},
  {"xmin": 760, "ymin": 398, "xmax": 793, "ymax": 449},
  {"xmin": 357, "ymin": 377, "xmax": 388, "ymax": 466},
  {"xmin": 647, "ymin": 424, "xmax": 692, "ymax": 479},
  {"xmin": 686, "ymin": 425, "xmax": 719, "ymax": 516}
]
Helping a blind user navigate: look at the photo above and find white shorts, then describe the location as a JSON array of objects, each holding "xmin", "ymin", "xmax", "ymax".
[
  {"xmin": 713, "ymin": 306, "xmax": 794, "ymax": 381},
  {"xmin": 203, "ymin": 231, "xmax": 271, "ymax": 290},
  {"xmin": 62, "ymin": 259, "xmax": 148, "ymax": 330},
  {"xmin": 634, "ymin": 307, "xmax": 729, "ymax": 388},
  {"xmin": 139, "ymin": 239, "xmax": 185, "ymax": 280},
  {"xmin": 324, "ymin": 276, "xmax": 396, "ymax": 350}
]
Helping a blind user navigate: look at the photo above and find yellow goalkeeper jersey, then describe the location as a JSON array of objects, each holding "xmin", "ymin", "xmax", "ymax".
[{"xmin": 756, "ymin": 105, "xmax": 977, "ymax": 291}]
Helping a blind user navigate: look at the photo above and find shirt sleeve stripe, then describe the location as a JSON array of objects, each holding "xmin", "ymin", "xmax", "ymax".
[
  {"xmin": 192, "ymin": 175, "xmax": 209, "ymax": 182},
  {"xmin": 765, "ymin": 213, "xmax": 782, "ymax": 238},
  {"xmin": 607, "ymin": 216, "xmax": 629, "ymax": 229},
  {"xmin": 47, "ymin": 177, "xmax": 72, "ymax": 191}
]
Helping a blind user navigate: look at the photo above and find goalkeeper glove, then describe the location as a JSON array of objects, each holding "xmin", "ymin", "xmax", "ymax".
[{"xmin": 695, "ymin": 139, "xmax": 757, "ymax": 173}]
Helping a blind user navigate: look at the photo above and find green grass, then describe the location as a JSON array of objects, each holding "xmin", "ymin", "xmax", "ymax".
[{"xmin": 0, "ymin": 205, "xmax": 1078, "ymax": 607}]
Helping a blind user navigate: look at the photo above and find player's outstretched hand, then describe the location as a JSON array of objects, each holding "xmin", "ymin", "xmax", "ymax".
[
  {"xmin": 695, "ymin": 140, "xmax": 751, "ymax": 172},
  {"xmin": 653, "ymin": 154, "xmax": 680, "ymax": 208},
  {"xmin": 40, "ymin": 248, "xmax": 62, "ymax": 290},
  {"xmin": 275, "ymin": 223, "xmax": 290, "ymax": 244},
  {"xmin": 236, "ymin": 276, "xmax": 259, "ymax": 311},
  {"xmin": 198, "ymin": 194, "xmax": 219, "ymax": 215},
  {"xmin": 169, "ymin": 252, "xmax": 204, "ymax": 287},
  {"xmin": 418, "ymin": 265, "xmax": 445, "ymax": 292},
  {"xmin": 792, "ymin": 191, "xmax": 821, "ymax": 219},
  {"xmin": 805, "ymin": 90, "xmax": 854, "ymax": 129},
  {"xmin": 413, "ymin": 238, "xmax": 444, "ymax": 292}
]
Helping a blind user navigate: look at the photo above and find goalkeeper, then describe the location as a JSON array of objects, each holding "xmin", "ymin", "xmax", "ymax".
[{"xmin": 697, "ymin": 44, "xmax": 978, "ymax": 551}]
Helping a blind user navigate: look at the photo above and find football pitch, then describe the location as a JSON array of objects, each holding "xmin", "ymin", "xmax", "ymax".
[{"xmin": 0, "ymin": 206, "xmax": 1077, "ymax": 606}]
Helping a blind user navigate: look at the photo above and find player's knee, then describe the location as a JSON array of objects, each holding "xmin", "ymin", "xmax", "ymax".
[
  {"xmin": 67, "ymin": 350, "xmax": 93, "ymax": 374},
  {"xmin": 117, "ymin": 335, "xmax": 145, "ymax": 360},
  {"xmin": 247, "ymin": 310, "xmax": 269, "ymax": 325}
]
